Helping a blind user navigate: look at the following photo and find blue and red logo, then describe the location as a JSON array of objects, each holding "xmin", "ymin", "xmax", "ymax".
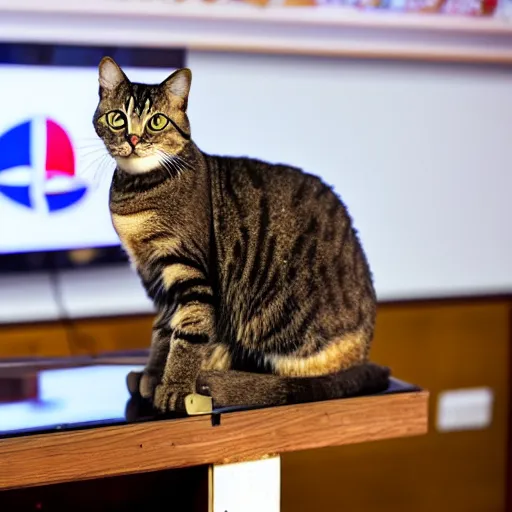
[{"xmin": 0, "ymin": 117, "xmax": 87, "ymax": 212}]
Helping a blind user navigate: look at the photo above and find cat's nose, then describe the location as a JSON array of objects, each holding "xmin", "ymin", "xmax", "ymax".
[{"xmin": 128, "ymin": 134, "xmax": 140, "ymax": 147}]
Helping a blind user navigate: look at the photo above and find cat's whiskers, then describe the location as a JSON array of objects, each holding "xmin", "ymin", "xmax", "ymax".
[
  {"xmin": 171, "ymin": 159, "xmax": 184, "ymax": 176},
  {"xmin": 76, "ymin": 142, "xmax": 105, "ymax": 149},
  {"xmin": 80, "ymin": 152, "xmax": 115, "ymax": 188},
  {"xmin": 174, "ymin": 155, "xmax": 193, "ymax": 174},
  {"xmin": 157, "ymin": 150, "xmax": 184, "ymax": 180},
  {"xmin": 78, "ymin": 148, "xmax": 109, "ymax": 163},
  {"xmin": 157, "ymin": 154, "xmax": 177, "ymax": 180},
  {"xmin": 79, "ymin": 146, "xmax": 113, "ymax": 180},
  {"xmin": 163, "ymin": 150, "xmax": 193, "ymax": 175},
  {"xmin": 95, "ymin": 154, "xmax": 116, "ymax": 187},
  {"xmin": 76, "ymin": 146, "xmax": 105, "ymax": 155},
  {"xmin": 173, "ymin": 153, "xmax": 192, "ymax": 170},
  {"xmin": 79, "ymin": 152, "xmax": 107, "ymax": 178},
  {"xmin": 75, "ymin": 137, "xmax": 107, "ymax": 151}
]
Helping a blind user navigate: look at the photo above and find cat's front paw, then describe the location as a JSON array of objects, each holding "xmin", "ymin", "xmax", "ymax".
[
  {"xmin": 126, "ymin": 370, "xmax": 143, "ymax": 396},
  {"xmin": 126, "ymin": 370, "xmax": 159, "ymax": 400},
  {"xmin": 153, "ymin": 382, "xmax": 193, "ymax": 413}
]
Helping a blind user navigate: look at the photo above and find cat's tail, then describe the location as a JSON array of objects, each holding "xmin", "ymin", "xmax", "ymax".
[
  {"xmin": 284, "ymin": 362, "xmax": 391, "ymax": 404},
  {"xmin": 196, "ymin": 362, "xmax": 391, "ymax": 410}
]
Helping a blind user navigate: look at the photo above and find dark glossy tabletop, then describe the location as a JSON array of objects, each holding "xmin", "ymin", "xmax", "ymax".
[{"xmin": 0, "ymin": 353, "xmax": 419, "ymax": 439}]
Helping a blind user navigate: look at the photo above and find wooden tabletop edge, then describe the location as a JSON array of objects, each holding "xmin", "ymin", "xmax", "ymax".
[
  {"xmin": 0, "ymin": 389, "xmax": 428, "ymax": 444},
  {"xmin": 0, "ymin": 389, "xmax": 429, "ymax": 490}
]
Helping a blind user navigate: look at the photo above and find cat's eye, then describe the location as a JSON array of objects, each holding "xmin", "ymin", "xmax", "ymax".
[
  {"xmin": 147, "ymin": 114, "xmax": 169, "ymax": 132},
  {"xmin": 105, "ymin": 110, "xmax": 127, "ymax": 131}
]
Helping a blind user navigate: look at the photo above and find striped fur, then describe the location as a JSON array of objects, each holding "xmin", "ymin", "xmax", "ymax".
[{"xmin": 94, "ymin": 57, "xmax": 389, "ymax": 413}]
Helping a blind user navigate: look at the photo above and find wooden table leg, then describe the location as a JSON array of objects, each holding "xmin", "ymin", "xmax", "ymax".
[{"xmin": 211, "ymin": 456, "xmax": 281, "ymax": 512}]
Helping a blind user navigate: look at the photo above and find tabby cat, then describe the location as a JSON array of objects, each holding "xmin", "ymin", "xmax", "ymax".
[{"xmin": 93, "ymin": 57, "xmax": 390, "ymax": 414}]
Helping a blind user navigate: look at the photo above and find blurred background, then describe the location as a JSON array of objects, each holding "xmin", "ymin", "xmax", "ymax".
[{"xmin": 0, "ymin": 0, "xmax": 512, "ymax": 510}]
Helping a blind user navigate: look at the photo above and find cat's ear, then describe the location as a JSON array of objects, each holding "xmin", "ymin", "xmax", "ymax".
[
  {"xmin": 98, "ymin": 57, "xmax": 127, "ymax": 93},
  {"xmin": 161, "ymin": 68, "xmax": 192, "ymax": 104}
]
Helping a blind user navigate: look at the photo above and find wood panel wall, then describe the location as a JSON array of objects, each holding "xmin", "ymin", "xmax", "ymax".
[
  {"xmin": 283, "ymin": 299, "xmax": 510, "ymax": 512},
  {"xmin": 0, "ymin": 297, "xmax": 510, "ymax": 511}
]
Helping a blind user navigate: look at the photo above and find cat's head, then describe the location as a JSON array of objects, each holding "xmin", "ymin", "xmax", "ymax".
[{"xmin": 93, "ymin": 57, "xmax": 192, "ymax": 175}]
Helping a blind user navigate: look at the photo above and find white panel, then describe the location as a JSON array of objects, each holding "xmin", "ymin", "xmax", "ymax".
[
  {"xmin": 0, "ymin": 272, "xmax": 61, "ymax": 323},
  {"xmin": 213, "ymin": 457, "xmax": 281, "ymax": 512},
  {"xmin": 188, "ymin": 51, "xmax": 512, "ymax": 301},
  {"xmin": 436, "ymin": 387, "xmax": 494, "ymax": 432},
  {"xmin": 58, "ymin": 265, "xmax": 154, "ymax": 318},
  {"xmin": 0, "ymin": 265, "xmax": 153, "ymax": 324}
]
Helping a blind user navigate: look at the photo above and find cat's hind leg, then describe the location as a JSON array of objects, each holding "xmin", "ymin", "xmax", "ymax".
[
  {"xmin": 196, "ymin": 363, "xmax": 390, "ymax": 409},
  {"xmin": 196, "ymin": 370, "xmax": 290, "ymax": 408}
]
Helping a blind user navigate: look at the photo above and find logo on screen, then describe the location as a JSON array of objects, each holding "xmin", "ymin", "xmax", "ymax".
[{"xmin": 0, "ymin": 117, "xmax": 87, "ymax": 212}]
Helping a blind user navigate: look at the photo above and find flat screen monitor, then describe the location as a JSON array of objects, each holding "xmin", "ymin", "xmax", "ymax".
[{"xmin": 0, "ymin": 43, "xmax": 185, "ymax": 272}]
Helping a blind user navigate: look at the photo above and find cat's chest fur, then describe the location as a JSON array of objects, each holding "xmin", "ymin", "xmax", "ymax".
[
  {"xmin": 109, "ymin": 168, "xmax": 210, "ymax": 279},
  {"xmin": 111, "ymin": 209, "xmax": 158, "ymax": 267},
  {"xmin": 109, "ymin": 173, "xmax": 176, "ymax": 269}
]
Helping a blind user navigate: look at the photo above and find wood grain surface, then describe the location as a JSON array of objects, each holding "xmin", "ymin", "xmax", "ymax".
[
  {"xmin": 0, "ymin": 391, "xmax": 428, "ymax": 491},
  {"xmin": 283, "ymin": 299, "xmax": 510, "ymax": 512}
]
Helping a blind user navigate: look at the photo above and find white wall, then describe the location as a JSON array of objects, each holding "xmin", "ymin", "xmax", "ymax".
[
  {"xmin": 2, "ymin": 52, "xmax": 511, "ymax": 323},
  {"xmin": 188, "ymin": 51, "xmax": 512, "ymax": 300}
]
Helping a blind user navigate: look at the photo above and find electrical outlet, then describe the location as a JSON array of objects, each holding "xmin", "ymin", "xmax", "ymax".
[{"xmin": 436, "ymin": 387, "xmax": 494, "ymax": 432}]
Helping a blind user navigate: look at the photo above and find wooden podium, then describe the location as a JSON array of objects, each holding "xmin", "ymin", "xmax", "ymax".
[{"xmin": 0, "ymin": 356, "xmax": 428, "ymax": 511}]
